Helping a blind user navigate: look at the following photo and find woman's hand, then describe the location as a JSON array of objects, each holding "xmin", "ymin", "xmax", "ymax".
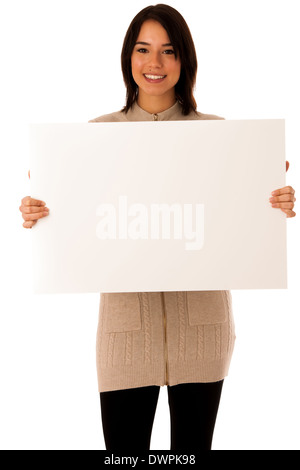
[
  {"xmin": 269, "ymin": 161, "xmax": 296, "ymax": 218},
  {"xmin": 19, "ymin": 196, "xmax": 50, "ymax": 228},
  {"xmin": 19, "ymin": 170, "xmax": 50, "ymax": 228}
]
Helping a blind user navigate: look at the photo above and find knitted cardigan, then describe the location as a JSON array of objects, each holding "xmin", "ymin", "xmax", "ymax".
[{"xmin": 89, "ymin": 100, "xmax": 236, "ymax": 392}]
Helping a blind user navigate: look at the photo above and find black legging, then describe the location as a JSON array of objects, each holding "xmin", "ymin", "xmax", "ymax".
[{"xmin": 100, "ymin": 380, "xmax": 224, "ymax": 451}]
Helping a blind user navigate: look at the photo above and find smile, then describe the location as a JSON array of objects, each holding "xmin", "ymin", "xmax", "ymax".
[{"xmin": 144, "ymin": 74, "xmax": 167, "ymax": 83}]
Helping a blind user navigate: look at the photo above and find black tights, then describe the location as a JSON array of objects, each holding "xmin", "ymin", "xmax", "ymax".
[{"xmin": 100, "ymin": 380, "xmax": 224, "ymax": 451}]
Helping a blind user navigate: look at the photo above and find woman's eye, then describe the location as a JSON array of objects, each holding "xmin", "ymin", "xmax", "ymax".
[
  {"xmin": 164, "ymin": 49, "xmax": 175, "ymax": 55},
  {"xmin": 137, "ymin": 48, "xmax": 148, "ymax": 53}
]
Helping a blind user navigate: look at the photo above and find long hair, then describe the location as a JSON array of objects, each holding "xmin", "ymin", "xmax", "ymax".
[{"xmin": 121, "ymin": 4, "xmax": 198, "ymax": 116}]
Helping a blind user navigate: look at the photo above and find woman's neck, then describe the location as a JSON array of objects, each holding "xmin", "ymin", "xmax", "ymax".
[{"xmin": 137, "ymin": 91, "xmax": 177, "ymax": 114}]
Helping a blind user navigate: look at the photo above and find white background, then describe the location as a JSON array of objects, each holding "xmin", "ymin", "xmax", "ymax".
[{"xmin": 0, "ymin": 0, "xmax": 299, "ymax": 450}]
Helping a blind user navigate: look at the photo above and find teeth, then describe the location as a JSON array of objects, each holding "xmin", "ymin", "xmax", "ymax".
[{"xmin": 144, "ymin": 74, "xmax": 165, "ymax": 80}]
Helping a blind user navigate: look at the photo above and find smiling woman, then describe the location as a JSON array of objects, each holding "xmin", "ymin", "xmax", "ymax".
[
  {"xmin": 88, "ymin": 4, "xmax": 237, "ymax": 453},
  {"xmin": 121, "ymin": 4, "xmax": 198, "ymax": 115}
]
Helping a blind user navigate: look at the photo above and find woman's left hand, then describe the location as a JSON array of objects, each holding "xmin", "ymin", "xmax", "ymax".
[{"xmin": 269, "ymin": 161, "xmax": 296, "ymax": 218}]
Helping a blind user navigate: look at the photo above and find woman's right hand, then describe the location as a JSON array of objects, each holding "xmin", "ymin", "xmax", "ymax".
[
  {"xmin": 19, "ymin": 171, "xmax": 49, "ymax": 228},
  {"xmin": 19, "ymin": 196, "xmax": 49, "ymax": 228}
]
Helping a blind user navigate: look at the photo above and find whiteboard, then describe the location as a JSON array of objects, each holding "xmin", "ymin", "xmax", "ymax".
[{"xmin": 29, "ymin": 119, "xmax": 287, "ymax": 293}]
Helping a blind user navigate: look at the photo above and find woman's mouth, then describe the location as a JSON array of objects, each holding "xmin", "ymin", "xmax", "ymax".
[{"xmin": 143, "ymin": 74, "xmax": 167, "ymax": 83}]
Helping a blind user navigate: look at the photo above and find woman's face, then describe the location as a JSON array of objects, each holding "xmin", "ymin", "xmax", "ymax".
[{"xmin": 131, "ymin": 19, "xmax": 181, "ymax": 102}]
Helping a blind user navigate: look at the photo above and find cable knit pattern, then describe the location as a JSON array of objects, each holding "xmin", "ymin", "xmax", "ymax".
[
  {"xmin": 125, "ymin": 332, "xmax": 133, "ymax": 365},
  {"xmin": 107, "ymin": 333, "xmax": 115, "ymax": 368},
  {"xmin": 92, "ymin": 101, "xmax": 236, "ymax": 392},
  {"xmin": 177, "ymin": 292, "xmax": 186, "ymax": 362},
  {"xmin": 197, "ymin": 326, "xmax": 204, "ymax": 360},
  {"xmin": 215, "ymin": 325, "xmax": 221, "ymax": 360},
  {"xmin": 224, "ymin": 290, "xmax": 233, "ymax": 354},
  {"xmin": 139, "ymin": 293, "xmax": 151, "ymax": 364}
]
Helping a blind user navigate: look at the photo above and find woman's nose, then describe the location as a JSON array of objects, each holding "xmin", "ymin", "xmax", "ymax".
[{"xmin": 148, "ymin": 52, "xmax": 163, "ymax": 68}]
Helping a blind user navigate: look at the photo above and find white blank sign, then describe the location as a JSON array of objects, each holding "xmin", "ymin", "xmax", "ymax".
[{"xmin": 29, "ymin": 120, "xmax": 287, "ymax": 294}]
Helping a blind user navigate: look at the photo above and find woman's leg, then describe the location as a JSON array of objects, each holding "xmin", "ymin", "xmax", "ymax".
[
  {"xmin": 100, "ymin": 385, "xmax": 161, "ymax": 451},
  {"xmin": 167, "ymin": 380, "xmax": 224, "ymax": 451}
]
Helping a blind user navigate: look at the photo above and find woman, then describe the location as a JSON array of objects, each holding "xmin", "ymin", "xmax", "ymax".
[{"xmin": 19, "ymin": 4, "xmax": 296, "ymax": 451}]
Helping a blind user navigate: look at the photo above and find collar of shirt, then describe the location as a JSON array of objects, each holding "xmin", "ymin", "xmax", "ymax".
[{"xmin": 125, "ymin": 100, "xmax": 183, "ymax": 121}]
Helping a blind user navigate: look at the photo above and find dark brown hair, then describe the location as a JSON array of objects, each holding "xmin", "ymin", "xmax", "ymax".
[{"xmin": 121, "ymin": 4, "xmax": 198, "ymax": 116}]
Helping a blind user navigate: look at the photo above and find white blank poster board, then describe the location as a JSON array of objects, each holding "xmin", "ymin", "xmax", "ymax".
[{"xmin": 29, "ymin": 120, "xmax": 287, "ymax": 294}]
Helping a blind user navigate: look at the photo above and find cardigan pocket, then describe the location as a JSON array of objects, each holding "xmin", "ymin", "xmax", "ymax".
[
  {"xmin": 186, "ymin": 291, "xmax": 227, "ymax": 326},
  {"xmin": 103, "ymin": 293, "xmax": 142, "ymax": 333}
]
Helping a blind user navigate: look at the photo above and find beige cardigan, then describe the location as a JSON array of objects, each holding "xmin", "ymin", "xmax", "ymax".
[{"xmin": 89, "ymin": 100, "xmax": 236, "ymax": 393}]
